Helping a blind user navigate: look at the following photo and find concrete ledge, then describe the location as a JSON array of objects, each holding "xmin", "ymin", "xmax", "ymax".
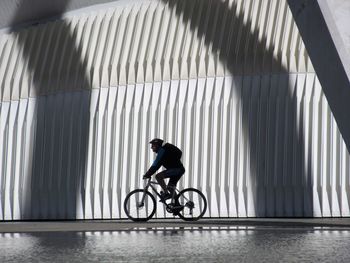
[{"xmin": 1, "ymin": 218, "xmax": 350, "ymax": 233}]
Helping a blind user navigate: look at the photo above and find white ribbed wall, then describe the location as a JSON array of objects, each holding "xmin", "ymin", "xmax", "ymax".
[{"xmin": 0, "ymin": 0, "xmax": 349, "ymax": 219}]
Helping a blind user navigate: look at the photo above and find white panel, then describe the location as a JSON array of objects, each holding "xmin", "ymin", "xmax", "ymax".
[
  {"xmin": 228, "ymin": 76, "xmax": 241, "ymax": 217},
  {"xmin": 137, "ymin": 4, "xmax": 157, "ymax": 83},
  {"xmin": 176, "ymin": 79, "xmax": 188, "ymax": 177},
  {"xmin": 219, "ymin": 76, "xmax": 232, "ymax": 217},
  {"xmin": 101, "ymin": 86, "xmax": 117, "ymax": 218},
  {"xmin": 85, "ymin": 13, "xmax": 101, "ymax": 88},
  {"xmin": 167, "ymin": 80, "xmax": 179, "ymax": 144},
  {"xmin": 237, "ymin": 77, "xmax": 249, "ymax": 217},
  {"xmin": 91, "ymin": 13, "xmax": 111, "ymax": 89},
  {"xmin": 0, "ymin": 103, "xmax": 10, "ymax": 219},
  {"xmin": 0, "ymin": 36, "xmax": 15, "ymax": 101},
  {"xmin": 0, "ymin": 37, "xmax": 8, "ymax": 100},
  {"xmin": 4, "ymin": 101, "xmax": 19, "ymax": 220},
  {"xmin": 21, "ymin": 98, "xmax": 37, "ymax": 219},
  {"xmin": 59, "ymin": 93, "xmax": 75, "ymax": 219},
  {"xmin": 210, "ymin": 77, "xmax": 224, "ymax": 217},
  {"xmin": 118, "ymin": 7, "xmax": 138, "ymax": 85},
  {"xmin": 129, "ymin": 83, "xmax": 144, "ymax": 190},
  {"xmin": 311, "ymin": 78, "xmax": 322, "ymax": 216},
  {"xmin": 119, "ymin": 84, "xmax": 135, "ymax": 218},
  {"xmin": 256, "ymin": 75, "xmax": 270, "ymax": 217},
  {"xmin": 42, "ymin": 94, "xmax": 57, "ymax": 218},
  {"xmin": 184, "ymin": 79, "xmax": 196, "ymax": 190},
  {"xmin": 110, "ymin": 8, "xmax": 128, "ymax": 86},
  {"xmin": 65, "ymin": 91, "xmax": 84, "ymax": 219},
  {"xmin": 76, "ymin": 91, "xmax": 92, "ymax": 219},
  {"xmin": 111, "ymin": 85, "xmax": 126, "ymax": 219},
  {"xmin": 93, "ymin": 87, "xmax": 108, "ymax": 218},
  {"xmin": 330, "ymin": 115, "xmax": 341, "ymax": 216},
  {"xmin": 302, "ymin": 73, "xmax": 315, "ymax": 216},
  {"xmin": 159, "ymin": 81, "xmax": 170, "ymax": 144},
  {"xmin": 12, "ymin": 99, "xmax": 27, "ymax": 220},
  {"xmin": 202, "ymin": 77, "xmax": 214, "ymax": 216},
  {"xmin": 266, "ymin": 74, "xmax": 280, "ymax": 216},
  {"xmin": 234, "ymin": 77, "xmax": 245, "ymax": 217},
  {"xmin": 293, "ymin": 73, "xmax": 305, "ymax": 216},
  {"xmin": 149, "ymin": 82, "xmax": 162, "ymax": 217},
  {"xmin": 192, "ymin": 78, "xmax": 205, "ymax": 195},
  {"xmin": 151, "ymin": 4, "xmax": 169, "ymax": 82},
  {"xmin": 157, "ymin": 81, "xmax": 170, "ymax": 218},
  {"xmin": 139, "ymin": 83, "xmax": 152, "ymax": 192},
  {"xmin": 100, "ymin": 9, "xmax": 121, "ymax": 88},
  {"xmin": 84, "ymin": 88, "xmax": 100, "ymax": 219},
  {"xmin": 321, "ymin": 94, "xmax": 332, "ymax": 216},
  {"xmin": 246, "ymin": 76, "xmax": 260, "ymax": 217},
  {"xmin": 340, "ymin": 135, "xmax": 350, "ymax": 216},
  {"xmin": 140, "ymin": 83, "xmax": 152, "ymax": 177}
]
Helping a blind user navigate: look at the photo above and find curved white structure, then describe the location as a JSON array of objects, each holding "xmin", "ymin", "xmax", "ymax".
[{"xmin": 0, "ymin": 0, "xmax": 349, "ymax": 220}]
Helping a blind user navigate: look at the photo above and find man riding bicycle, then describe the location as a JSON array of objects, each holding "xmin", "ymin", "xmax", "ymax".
[
  {"xmin": 143, "ymin": 138, "xmax": 185, "ymax": 201},
  {"xmin": 123, "ymin": 138, "xmax": 206, "ymax": 220}
]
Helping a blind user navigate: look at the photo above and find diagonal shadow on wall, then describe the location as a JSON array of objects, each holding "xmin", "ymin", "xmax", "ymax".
[
  {"xmin": 161, "ymin": 0, "xmax": 314, "ymax": 217},
  {"xmin": 9, "ymin": 0, "xmax": 91, "ymax": 219}
]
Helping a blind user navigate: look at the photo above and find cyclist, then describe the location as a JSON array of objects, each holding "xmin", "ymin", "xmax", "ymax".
[{"xmin": 143, "ymin": 138, "xmax": 185, "ymax": 201}]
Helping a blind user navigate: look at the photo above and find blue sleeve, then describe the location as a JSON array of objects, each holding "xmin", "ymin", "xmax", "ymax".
[{"xmin": 151, "ymin": 148, "xmax": 165, "ymax": 170}]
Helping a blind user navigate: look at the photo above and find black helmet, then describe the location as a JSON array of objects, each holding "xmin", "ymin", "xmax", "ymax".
[{"xmin": 149, "ymin": 138, "xmax": 164, "ymax": 146}]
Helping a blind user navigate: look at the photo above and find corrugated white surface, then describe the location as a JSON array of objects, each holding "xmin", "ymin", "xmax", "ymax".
[
  {"xmin": 0, "ymin": 0, "xmax": 349, "ymax": 219},
  {"xmin": 0, "ymin": 0, "xmax": 313, "ymax": 101}
]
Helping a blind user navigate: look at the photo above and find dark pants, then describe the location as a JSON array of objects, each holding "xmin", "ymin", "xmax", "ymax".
[{"xmin": 156, "ymin": 167, "xmax": 185, "ymax": 188}]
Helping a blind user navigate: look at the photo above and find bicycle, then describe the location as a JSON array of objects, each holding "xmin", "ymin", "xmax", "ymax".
[{"xmin": 124, "ymin": 178, "xmax": 207, "ymax": 221}]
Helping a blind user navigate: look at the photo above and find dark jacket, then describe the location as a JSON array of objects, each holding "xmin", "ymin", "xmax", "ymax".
[{"xmin": 145, "ymin": 143, "xmax": 184, "ymax": 176}]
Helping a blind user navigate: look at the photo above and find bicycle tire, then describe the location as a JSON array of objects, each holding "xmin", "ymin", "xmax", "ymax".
[
  {"xmin": 124, "ymin": 189, "xmax": 156, "ymax": 222},
  {"xmin": 175, "ymin": 188, "xmax": 207, "ymax": 221}
]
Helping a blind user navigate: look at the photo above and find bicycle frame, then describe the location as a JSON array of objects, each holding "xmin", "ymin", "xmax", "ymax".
[{"xmin": 141, "ymin": 178, "xmax": 178, "ymax": 204}]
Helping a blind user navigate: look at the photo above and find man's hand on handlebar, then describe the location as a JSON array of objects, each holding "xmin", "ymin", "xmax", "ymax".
[{"xmin": 143, "ymin": 174, "xmax": 152, "ymax": 179}]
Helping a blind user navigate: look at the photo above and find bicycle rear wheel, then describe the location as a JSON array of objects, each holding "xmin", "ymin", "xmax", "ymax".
[
  {"xmin": 175, "ymin": 188, "xmax": 207, "ymax": 221},
  {"xmin": 124, "ymin": 189, "xmax": 156, "ymax": 222}
]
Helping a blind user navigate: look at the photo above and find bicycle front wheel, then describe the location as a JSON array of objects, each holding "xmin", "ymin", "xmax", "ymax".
[
  {"xmin": 175, "ymin": 188, "xmax": 207, "ymax": 221},
  {"xmin": 124, "ymin": 189, "xmax": 156, "ymax": 222}
]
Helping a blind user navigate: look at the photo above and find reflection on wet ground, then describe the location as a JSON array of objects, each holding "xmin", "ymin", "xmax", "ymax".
[{"xmin": 1, "ymin": 229, "xmax": 350, "ymax": 262}]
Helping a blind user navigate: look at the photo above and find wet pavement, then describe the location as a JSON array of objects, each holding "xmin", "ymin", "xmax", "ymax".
[{"xmin": 1, "ymin": 219, "xmax": 350, "ymax": 262}]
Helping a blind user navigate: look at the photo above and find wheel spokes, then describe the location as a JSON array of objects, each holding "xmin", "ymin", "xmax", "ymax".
[
  {"xmin": 177, "ymin": 189, "xmax": 206, "ymax": 219},
  {"xmin": 125, "ymin": 190, "xmax": 155, "ymax": 220}
]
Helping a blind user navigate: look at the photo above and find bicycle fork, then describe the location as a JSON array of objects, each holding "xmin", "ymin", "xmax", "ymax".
[{"xmin": 137, "ymin": 181, "xmax": 152, "ymax": 208}]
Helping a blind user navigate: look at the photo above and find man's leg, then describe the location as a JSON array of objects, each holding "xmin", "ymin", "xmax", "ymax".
[
  {"xmin": 167, "ymin": 175, "xmax": 182, "ymax": 195},
  {"xmin": 155, "ymin": 171, "xmax": 168, "ymax": 193},
  {"xmin": 155, "ymin": 168, "xmax": 184, "ymax": 194},
  {"xmin": 167, "ymin": 169, "xmax": 185, "ymax": 215},
  {"xmin": 167, "ymin": 167, "xmax": 185, "ymax": 188}
]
